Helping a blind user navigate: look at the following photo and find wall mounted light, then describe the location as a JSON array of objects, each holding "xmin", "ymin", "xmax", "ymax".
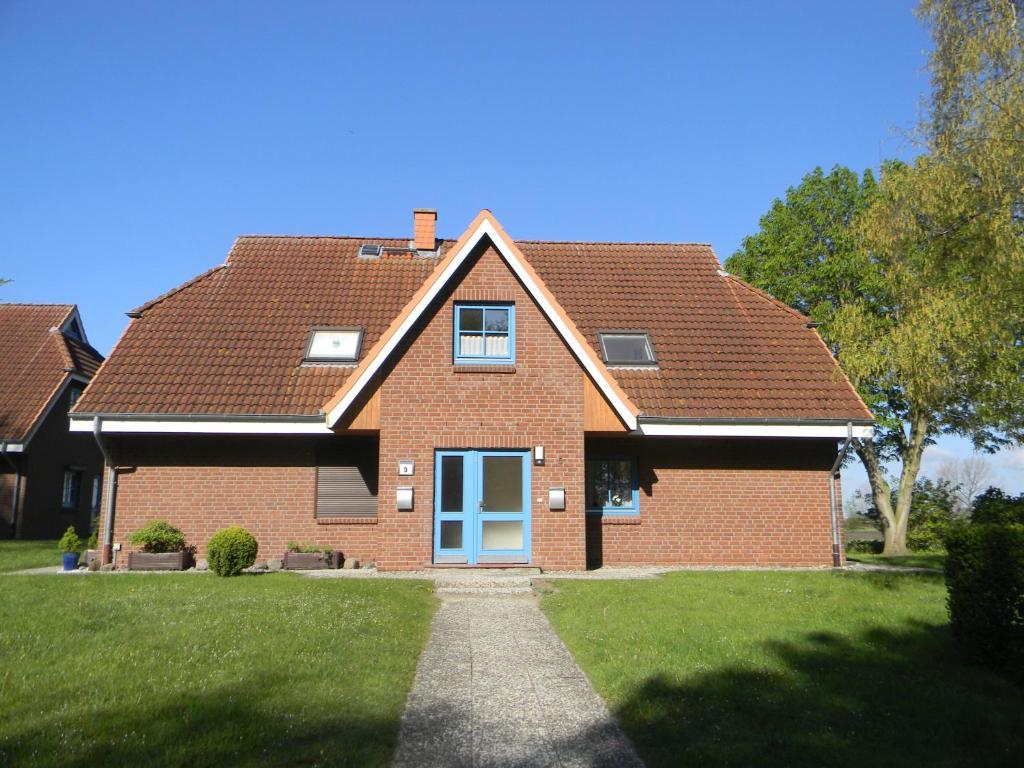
[
  {"xmin": 396, "ymin": 487, "xmax": 414, "ymax": 511},
  {"xmin": 534, "ymin": 445, "xmax": 545, "ymax": 466},
  {"xmin": 548, "ymin": 487, "xmax": 565, "ymax": 511}
]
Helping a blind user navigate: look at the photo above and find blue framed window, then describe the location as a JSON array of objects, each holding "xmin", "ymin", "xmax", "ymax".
[
  {"xmin": 585, "ymin": 457, "xmax": 639, "ymax": 515},
  {"xmin": 454, "ymin": 303, "xmax": 515, "ymax": 364}
]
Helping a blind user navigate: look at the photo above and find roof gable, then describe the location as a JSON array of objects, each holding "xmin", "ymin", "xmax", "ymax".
[
  {"xmin": 323, "ymin": 211, "xmax": 640, "ymax": 430},
  {"xmin": 0, "ymin": 304, "xmax": 103, "ymax": 445}
]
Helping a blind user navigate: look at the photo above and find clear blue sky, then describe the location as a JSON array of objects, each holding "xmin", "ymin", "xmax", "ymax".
[{"xmin": 1, "ymin": 1, "xmax": 1020, "ymax": 495}]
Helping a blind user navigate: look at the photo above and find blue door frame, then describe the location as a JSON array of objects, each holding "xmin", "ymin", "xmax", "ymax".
[{"xmin": 433, "ymin": 450, "xmax": 531, "ymax": 565}]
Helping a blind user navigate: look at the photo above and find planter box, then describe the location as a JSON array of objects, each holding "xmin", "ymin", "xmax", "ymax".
[
  {"xmin": 282, "ymin": 550, "xmax": 341, "ymax": 570},
  {"xmin": 128, "ymin": 551, "xmax": 189, "ymax": 571}
]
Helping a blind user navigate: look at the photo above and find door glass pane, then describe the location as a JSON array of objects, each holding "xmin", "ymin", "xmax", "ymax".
[
  {"xmin": 440, "ymin": 455, "xmax": 463, "ymax": 512},
  {"xmin": 440, "ymin": 520, "xmax": 463, "ymax": 549},
  {"xmin": 482, "ymin": 456, "xmax": 522, "ymax": 512},
  {"xmin": 481, "ymin": 520, "xmax": 523, "ymax": 550}
]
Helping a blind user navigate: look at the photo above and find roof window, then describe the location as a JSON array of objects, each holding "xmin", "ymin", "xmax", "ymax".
[
  {"xmin": 305, "ymin": 328, "xmax": 363, "ymax": 363},
  {"xmin": 599, "ymin": 332, "xmax": 656, "ymax": 366},
  {"xmin": 358, "ymin": 244, "xmax": 382, "ymax": 259}
]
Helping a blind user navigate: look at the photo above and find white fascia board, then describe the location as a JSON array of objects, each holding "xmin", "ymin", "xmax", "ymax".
[
  {"xmin": 639, "ymin": 422, "xmax": 874, "ymax": 439},
  {"xmin": 325, "ymin": 218, "xmax": 638, "ymax": 430},
  {"xmin": 69, "ymin": 417, "xmax": 334, "ymax": 435},
  {"xmin": 1, "ymin": 442, "xmax": 25, "ymax": 453}
]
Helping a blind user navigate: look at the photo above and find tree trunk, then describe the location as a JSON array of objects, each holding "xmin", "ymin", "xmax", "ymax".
[
  {"xmin": 856, "ymin": 411, "xmax": 931, "ymax": 556},
  {"xmin": 888, "ymin": 410, "xmax": 930, "ymax": 555},
  {"xmin": 855, "ymin": 440, "xmax": 899, "ymax": 550}
]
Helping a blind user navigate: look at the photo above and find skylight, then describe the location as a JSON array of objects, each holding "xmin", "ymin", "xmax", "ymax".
[
  {"xmin": 599, "ymin": 332, "xmax": 656, "ymax": 366},
  {"xmin": 305, "ymin": 328, "xmax": 363, "ymax": 363}
]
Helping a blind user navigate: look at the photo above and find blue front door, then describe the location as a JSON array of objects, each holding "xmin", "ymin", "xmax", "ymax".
[{"xmin": 433, "ymin": 450, "xmax": 531, "ymax": 565}]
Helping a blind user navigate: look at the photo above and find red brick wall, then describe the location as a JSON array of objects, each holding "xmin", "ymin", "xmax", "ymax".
[
  {"xmin": 374, "ymin": 241, "xmax": 587, "ymax": 570},
  {"xmin": 100, "ymin": 436, "xmax": 379, "ymax": 566},
  {"xmin": 96, "ymin": 239, "xmax": 845, "ymax": 570},
  {"xmin": 585, "ymin": 437, "xmax": 843, "ymax": 567}
]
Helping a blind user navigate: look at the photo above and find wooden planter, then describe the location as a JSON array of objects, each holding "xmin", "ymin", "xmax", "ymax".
[
  {"xmin": 282, "ymin": 550, "xmax": 341, "ymax": 570},
  {"xmin": 128, "ymin": 551, "xmax": 190, "ymax": 571}
]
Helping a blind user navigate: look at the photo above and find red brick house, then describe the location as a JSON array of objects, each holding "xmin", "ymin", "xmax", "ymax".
[
  {"xmin": 1, "ymin": 304, "xmax": 105, "ymax": 539},
  {"xmin": 70, "ymin": 210, "xmax": 872, "ymax": 570}
]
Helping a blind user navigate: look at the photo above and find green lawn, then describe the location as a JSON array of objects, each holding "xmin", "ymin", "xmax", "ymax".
[
  {"xmin": 542, "ymin": 571, "xmax": 1023, "ymax": 768},
  {"xmin": 0, "ymin": 573, "xmax": 434, "ymax": 767},
  {"xmin": 0, "ymin": 540, "xmax": 58, "ymax": 572},
  {"xmin": 847, "ymin": 552, "xmax": 947, "ymax": 570}
]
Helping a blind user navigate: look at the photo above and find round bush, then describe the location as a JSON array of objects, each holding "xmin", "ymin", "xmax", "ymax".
[
  {"xmin": 128, "ymin": 519, "xmax": 186, "ymax": 553},
  {"xmin": 206, "ymin": 527, "xmax": 258, "ymax": 577}
]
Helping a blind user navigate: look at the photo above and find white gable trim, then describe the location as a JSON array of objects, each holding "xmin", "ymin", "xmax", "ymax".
[
  {"xmin": 639, "ymin": 422, "xmax": 874, "ymax": 439},
  {"xmin": 325, "ymin": 218, "xmax": 638, "ymax": 430},
  {"xmin": 70, "ymin": 416, "xmax": 334, "ymax": 435}
]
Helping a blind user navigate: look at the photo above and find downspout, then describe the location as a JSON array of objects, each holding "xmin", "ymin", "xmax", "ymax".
[
  {"xmin": 92, "ymin": 417, "xmax": 118, "ymax": 567},
  {"xmin": 828, "ymin": 422, "xmax": 854, "ymax": 567},
  {"xmin": 0, "ymin": 441, "xmax": 22, "ymax": 538}
]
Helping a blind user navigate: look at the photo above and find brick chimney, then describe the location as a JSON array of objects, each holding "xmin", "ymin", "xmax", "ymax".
[{"xmin": 413, "ymin": 208, "xmax": 437, "ymax": 251}]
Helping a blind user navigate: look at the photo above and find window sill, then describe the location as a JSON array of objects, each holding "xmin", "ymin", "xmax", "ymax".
[
  {"xmin": 452, "ymin": 364, "xmax": 517, "ymax": 374},
  {"xmin": 600, "ymin": 516, "xmax": 642, "ymax": 526},
  {"xmin": 315, "ymin": 516, "xmax": 378, "ymax": 525}
]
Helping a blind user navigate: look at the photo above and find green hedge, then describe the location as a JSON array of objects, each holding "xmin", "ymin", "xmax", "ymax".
[
  {"xmin": 206, "ymin": 527, "xmax": 258, "ymax": 577},
  {"xmin": 945, "ymin": 523, "xmax": 1024, "ymax": 682},
  {"xmin": 845, "ymin": 539, "xmax": 883, "ymax": 554}
]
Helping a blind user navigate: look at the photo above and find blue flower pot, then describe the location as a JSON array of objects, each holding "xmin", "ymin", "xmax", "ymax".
[{"xmin": 62, "ymin": 552, "xmax": 80, "ymax": 571}]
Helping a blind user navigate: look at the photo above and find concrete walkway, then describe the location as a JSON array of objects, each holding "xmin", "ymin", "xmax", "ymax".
[{"xmin": 393, "ymin": 574, "xmax": 644, "ymax": 768}]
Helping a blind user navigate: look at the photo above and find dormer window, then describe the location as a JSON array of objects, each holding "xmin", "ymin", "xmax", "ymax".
[
  {"xmin": 304, "ymin": 328, "xmax": 363, "ymax": 363},
  {"xmin": 599, "ymin": 332, "xmax": 656, "ymax": 366},
  {"xmin": 454, "ymin": 304, "xmax": 514, "ymax": 364}
]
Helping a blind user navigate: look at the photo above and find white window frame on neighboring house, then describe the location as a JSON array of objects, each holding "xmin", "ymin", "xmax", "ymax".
[{"xmin": 61, "ymin": 468, "xmax": 83, "ymax": 512}]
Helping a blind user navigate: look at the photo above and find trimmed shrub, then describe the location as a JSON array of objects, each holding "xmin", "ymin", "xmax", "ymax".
[
  {"xmin": 972, "ymin": 488, "xmax": 1024, "ymax": 526},
  {"xmin": 945, "ymin": 523, "xmax": 1024, "ymax": 682},
  {"xmin": 206, "ymin": 527, "xmax": 258, "ymax": 577},
  {"xmin": 845, "ymin": 539, "xmax": 883, "ymax": 554},
  {"xmin": 58, "ymin": 526, "xmax": 82, "ymax": 554},
  {"xmin": 128, "ymin": 519, "xmax": 186, "ymax": 553}
]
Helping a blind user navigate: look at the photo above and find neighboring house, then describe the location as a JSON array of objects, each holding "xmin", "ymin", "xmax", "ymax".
[
  {"xmin": 1, "ymin": 304, "xmax": 105, "ymax": 539},
  {"xmin": 71, "ymin": 210, "xmax": 873, "ymax": 570}
]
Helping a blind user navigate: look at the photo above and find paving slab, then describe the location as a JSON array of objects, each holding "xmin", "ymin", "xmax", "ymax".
[{"xmin": 393, "ymin": 594, "xmax": 644, "ymax": 768}]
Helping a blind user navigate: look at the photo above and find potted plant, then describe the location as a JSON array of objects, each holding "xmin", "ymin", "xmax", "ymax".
[
  {"xmin": 58, "ymin": 526, "xmax": 82, "ymax": 571},
  {"xmin": 282, "ymin": 541, "xmax": 341, "ymax": 570},
  {"xmin": 127, "ymin": 519, "xmax": 189, "ymax": 570}
]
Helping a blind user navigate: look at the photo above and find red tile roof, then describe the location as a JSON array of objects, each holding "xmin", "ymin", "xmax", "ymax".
[
  {"xmin": 0, "ymin": 304, "xmax": 105, "ymax": 442},
  {"xmin": 519, "ymin": 242, "xmax": 871, "ymax": 420},
  {"xmin": 75, "ymin": 232, "xmax": 871, "ymax": 423}
]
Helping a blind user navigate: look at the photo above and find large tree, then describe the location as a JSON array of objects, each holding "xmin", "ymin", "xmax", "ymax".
[{"xmin": 727, "ymin": 0, "xmax": 1024, "ymax": 555}]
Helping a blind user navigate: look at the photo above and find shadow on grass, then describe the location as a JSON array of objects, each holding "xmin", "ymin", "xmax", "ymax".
[
  {"xmin": 608, "ymin": 618, "xmax": 1024, "ymax": 768},
  {"xmin": 0, "ymin": 677, "xmax": 399, "ymax": 768}
]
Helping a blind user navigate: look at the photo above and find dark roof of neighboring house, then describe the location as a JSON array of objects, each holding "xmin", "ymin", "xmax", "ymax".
[
  {"xmin": 74, "ymin": 231, "xmax": 871, "ymax": 422},
  {"xmin": 0, "ymin": 304, "xmax": 104, "ymax": 443}
]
